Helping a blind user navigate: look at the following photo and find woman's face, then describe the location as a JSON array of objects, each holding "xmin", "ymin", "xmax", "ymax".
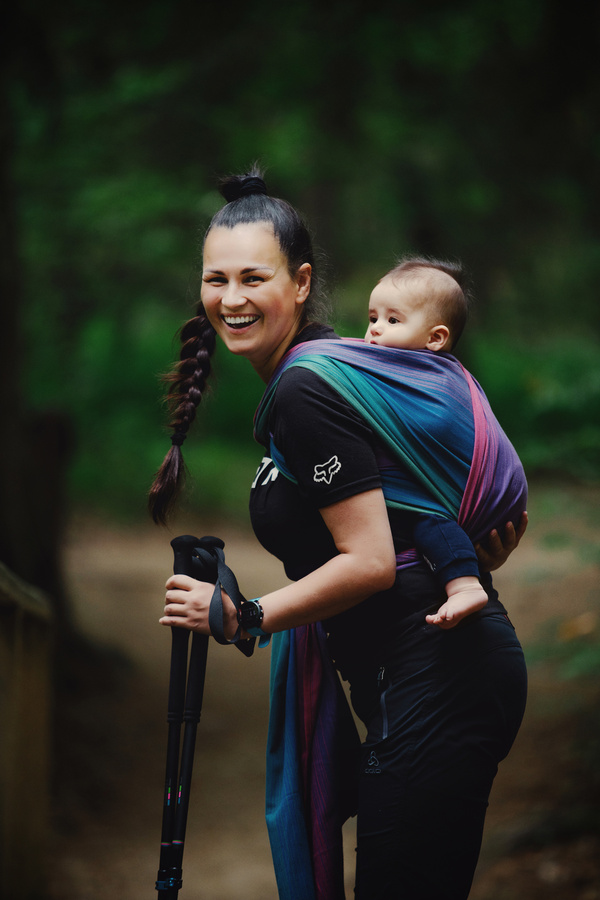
[{"xmin": 201, "ymin": 223, "xmax": 311, "ymax": 381}]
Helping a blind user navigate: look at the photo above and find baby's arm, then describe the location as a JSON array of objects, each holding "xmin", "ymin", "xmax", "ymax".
[{"xmin": 413, "ymin": 515, "xmax": 487, "ymax": 629}]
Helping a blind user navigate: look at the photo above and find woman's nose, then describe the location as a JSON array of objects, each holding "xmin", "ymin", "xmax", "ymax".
[{"xmin": 221, "ymin": 283, "xmax": 247, "ymax": 308}]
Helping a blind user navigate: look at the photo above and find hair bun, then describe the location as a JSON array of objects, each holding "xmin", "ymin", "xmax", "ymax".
[{"xmin": 220, "ymin": 174, "xmax": 268, "ymax": 203}]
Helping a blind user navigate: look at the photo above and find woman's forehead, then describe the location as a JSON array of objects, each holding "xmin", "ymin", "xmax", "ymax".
[{"xmin": 203, "ymin": 223, "xmax": 282, "ymax": 270}]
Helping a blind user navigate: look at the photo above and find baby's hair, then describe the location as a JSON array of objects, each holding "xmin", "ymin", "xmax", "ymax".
[
  {"xmin": 148, "ymin": 166, "xmax": 328, "ymax": 524},
  {"xmin": 385, "ymin": 256, "xmax": 471, "ymax": 350}
]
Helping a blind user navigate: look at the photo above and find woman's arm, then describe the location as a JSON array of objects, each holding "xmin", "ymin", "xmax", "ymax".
[{"xmin": 160, "ymin": 488, "xmax": 397, "ymax": 638}]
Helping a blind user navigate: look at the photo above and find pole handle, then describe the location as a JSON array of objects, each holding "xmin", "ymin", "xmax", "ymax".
[{"xmin": 170, "ymin": 534, "xmax": 224, "ymax": 580}]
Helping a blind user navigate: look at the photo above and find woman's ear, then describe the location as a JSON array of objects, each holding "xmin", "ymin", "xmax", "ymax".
[
  {"xmin": 295, "ymin": 263, "xmax": 312, "ymax": 304},
  {"xmin": 426, "ymin": 324, "xmax": 451, "ymax": 352}
]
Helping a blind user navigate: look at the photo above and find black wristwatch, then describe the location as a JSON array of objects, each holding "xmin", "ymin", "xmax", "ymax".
[{"xmin": 237, "ymin": 598, "xmax": 268, "ymax": 637}]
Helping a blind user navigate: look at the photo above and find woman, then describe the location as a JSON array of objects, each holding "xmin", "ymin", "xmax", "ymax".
[{"xmin": 149, "ymin": 171, "xmax": 528, "ymax": 900}]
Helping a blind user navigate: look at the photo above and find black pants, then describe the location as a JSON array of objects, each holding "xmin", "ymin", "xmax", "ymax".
[{"xmin": 350, "ymin": 595, "xmax": 527, "ymax": 900}]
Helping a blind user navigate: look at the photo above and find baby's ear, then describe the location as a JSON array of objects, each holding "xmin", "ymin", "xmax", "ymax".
[{"xmin": 426, "ymin": 325, "xmax": 451, "ymax": 352}]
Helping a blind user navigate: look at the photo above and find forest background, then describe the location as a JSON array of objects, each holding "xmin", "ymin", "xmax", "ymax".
[
  {"xmin": 4, "ymin": 0, "xmax": 600, "ymax": 531},
  {"xmin": 1, "ymin": 1, "xmax": 600, "ymax": 896}
]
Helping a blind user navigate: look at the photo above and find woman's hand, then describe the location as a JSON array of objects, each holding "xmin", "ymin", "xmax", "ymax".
[
  {"xmin": 474, "ymin": 511, "xmax": 528, "ymax": 572},
  {"xmin": 160, "ymin": 574, "xmax": 238, "ymax": 640}
]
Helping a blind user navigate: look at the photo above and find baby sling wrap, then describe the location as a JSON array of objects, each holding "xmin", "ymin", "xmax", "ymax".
[{"xmin": 253, "ymin": 339, "xmax": 528, "ymax": 900}]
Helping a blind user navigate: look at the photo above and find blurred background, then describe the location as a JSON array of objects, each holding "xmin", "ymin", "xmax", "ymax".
[{"xmin": 1, "ymin": 0, "xmax": 599, "ymax": 897}]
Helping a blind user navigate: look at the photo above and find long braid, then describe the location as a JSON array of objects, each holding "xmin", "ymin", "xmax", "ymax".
[{"xmin": 148, "ymin": 304, "xmax": 216, "ymax": 524}]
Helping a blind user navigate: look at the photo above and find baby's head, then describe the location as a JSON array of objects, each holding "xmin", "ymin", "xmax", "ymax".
[{"xmin": 365, "ymin": 258, "xmax": 469, "ymax": 353}]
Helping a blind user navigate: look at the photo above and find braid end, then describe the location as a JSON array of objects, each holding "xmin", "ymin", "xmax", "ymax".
[{"xmin": 148, "ymin": 445, "xmax": 186, "ymax": 525}]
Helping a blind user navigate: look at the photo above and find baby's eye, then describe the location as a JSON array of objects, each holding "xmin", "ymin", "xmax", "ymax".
[
  {"xmin": 368, "ymin": 314, "xmax": 377, "ymax": 323},
  {"xmin": 388, "ymin": 317, "xmax": 400, "ymax": 324}
]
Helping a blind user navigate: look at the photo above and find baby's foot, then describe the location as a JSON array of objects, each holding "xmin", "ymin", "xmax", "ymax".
[{"xmin": 425, "ymin": 587, "xmax": 488, "ymax": 630}]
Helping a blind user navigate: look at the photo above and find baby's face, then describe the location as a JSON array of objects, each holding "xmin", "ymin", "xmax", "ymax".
[{"xmin": 365, "ymin": 277, "xmax": 434, "ymax": 349}]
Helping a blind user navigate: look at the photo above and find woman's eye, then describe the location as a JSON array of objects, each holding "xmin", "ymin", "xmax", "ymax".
[
  {"xmin": 245, "ymin": 275, "xmax": 264, "ymax": 283},
  {"xmin": 204, "ymin": 276, "xmax": 226, "ymax": 285}
]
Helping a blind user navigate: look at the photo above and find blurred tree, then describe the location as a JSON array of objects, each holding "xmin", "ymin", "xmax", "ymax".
[{"xmin": 0, "ymin": 1, "xmax": 74, "ymax": 629}]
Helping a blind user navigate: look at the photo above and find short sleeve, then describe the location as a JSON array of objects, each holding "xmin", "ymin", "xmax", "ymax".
[{"xmin": 269, "ymin": 368, "xmax": 382, "ymax": 507}]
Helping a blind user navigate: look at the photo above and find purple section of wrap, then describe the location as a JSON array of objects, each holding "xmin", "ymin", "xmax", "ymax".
[{"xmin": 457, "ymin": 363, "xmax": 527, "ymax": 541}]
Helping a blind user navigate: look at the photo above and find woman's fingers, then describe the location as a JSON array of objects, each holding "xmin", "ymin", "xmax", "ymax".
[
  {"xmin": 503, "ymin": 521, "xmax": 517, "ymax": 546},
  {"xmin": 475, "ymin": 510, "xmax": 529, "ymax": 572},
  {"xmin": 515, "ymin": 510, "xmax": 529, "ymax": 543},
  {"xmin": 165, "ymin": 573, "xmax": 198, "ymax": 590},
  {"xmin": 160, "ymin": 576, "xmax": 216, "ymax": 633},
  {"xmin": 159, "ymin": 613, "xmax": 191, "ymax": 627},
  {"xmin": 163, "ymin": 601, "xmax": 187, "ymax": 616}
]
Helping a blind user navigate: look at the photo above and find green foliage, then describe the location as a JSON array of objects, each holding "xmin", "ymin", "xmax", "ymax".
[
  {"xmin": 467, "ymin": 335, "xmax": 600, "ymax": 481},
  {"xmin": 521, "ymin": 486, "xmax": 600, "ymax": 685},
  {"xmin": 526, "ymin": 620, "xmax": 600, "ymax": 682}
]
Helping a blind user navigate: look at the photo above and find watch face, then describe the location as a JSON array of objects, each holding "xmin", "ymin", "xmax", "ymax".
[{"xmin": 241, "ymin": 600, "xmax": 263, "ymax": 630}]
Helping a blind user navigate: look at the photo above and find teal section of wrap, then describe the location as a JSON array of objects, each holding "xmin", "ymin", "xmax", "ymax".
[{"xmin": 265, "ymin": 630, "xmax": 317, "ymax": 900}]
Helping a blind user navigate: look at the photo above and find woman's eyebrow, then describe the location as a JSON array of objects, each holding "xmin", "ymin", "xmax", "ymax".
[{"xmin": 203, "ymin": 265, "xmax": 275, "ymax": 274}]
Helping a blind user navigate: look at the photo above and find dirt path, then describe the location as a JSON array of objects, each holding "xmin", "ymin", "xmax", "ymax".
[{"xmin": 48, "ymin": 483, "xmax": 600, "ymax": 899}]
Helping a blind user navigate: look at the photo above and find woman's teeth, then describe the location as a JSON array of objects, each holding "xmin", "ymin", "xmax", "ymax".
[{"xmin": 223, "ymin": 315, "xmax": 259, "ymax": 329}]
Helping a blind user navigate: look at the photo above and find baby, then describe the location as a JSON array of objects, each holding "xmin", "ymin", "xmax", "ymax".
[{"xmin": 365, "ymin": 258, "xmax": 494, "ymax": 629}]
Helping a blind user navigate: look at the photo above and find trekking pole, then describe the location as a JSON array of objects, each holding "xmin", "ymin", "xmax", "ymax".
[
  {"xmin": 155, "ymin": 535, "xmax": 255, "ymax": 898},
  {"xmin": 155, "ymin": 534, "xmax": 222, "ymax": 899}
]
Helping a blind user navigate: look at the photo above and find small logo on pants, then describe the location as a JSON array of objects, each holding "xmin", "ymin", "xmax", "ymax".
[{"xmin": 365, "ymin": 750, "xmax": 381, "ymax": 774}]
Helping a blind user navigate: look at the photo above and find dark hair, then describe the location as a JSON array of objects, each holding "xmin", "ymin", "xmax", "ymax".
[
  {"xmin": 385, "ymin": 256, "xmax": 471, "ymax": 350},
  {"xmin": 148, "ymin": 167, "xmax": 326, "ymax": 524}
]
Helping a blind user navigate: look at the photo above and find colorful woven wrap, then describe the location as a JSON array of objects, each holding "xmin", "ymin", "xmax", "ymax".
[{"xmin": 255, "ymin": 339, "xmax": 527, "ymax": 899}]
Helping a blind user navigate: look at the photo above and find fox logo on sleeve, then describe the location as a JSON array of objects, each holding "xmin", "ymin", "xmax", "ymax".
[{"xmin": 313, "ymin": 456, "xmax": 341, "ymax": 485}]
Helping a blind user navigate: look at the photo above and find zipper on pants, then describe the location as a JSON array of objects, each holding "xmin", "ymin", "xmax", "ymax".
[{"xmin": 377, "ymin": 666, "xmax": 389, "ymax": 741}]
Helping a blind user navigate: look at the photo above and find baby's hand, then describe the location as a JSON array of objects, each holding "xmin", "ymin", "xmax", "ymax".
[{"xmin": 425, "ymin": 583, "xmax": 488, "ymax": 630}]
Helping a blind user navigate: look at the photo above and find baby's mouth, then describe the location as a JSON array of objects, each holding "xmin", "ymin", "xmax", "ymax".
[{"xmin": 222, "ymin": 315, "xmax": 260, "ymax": 330}]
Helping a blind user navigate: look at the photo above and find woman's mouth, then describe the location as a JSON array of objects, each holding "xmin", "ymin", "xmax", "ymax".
[{"xmin": 222, "ymin": 314, "xmax": 260, "ymax": 330}]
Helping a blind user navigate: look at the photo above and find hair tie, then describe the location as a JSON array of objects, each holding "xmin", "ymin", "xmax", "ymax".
[
  {"xmin": 171, "ymin": 431, "xmax": 187, "ymax": 447},
  {"xmin": 236, "ymin": 176, "xmax": 268, "ymax": 199},
  {"xmin": 220, "ymin": 174, "xmax": 268, "ymax": 203}
]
